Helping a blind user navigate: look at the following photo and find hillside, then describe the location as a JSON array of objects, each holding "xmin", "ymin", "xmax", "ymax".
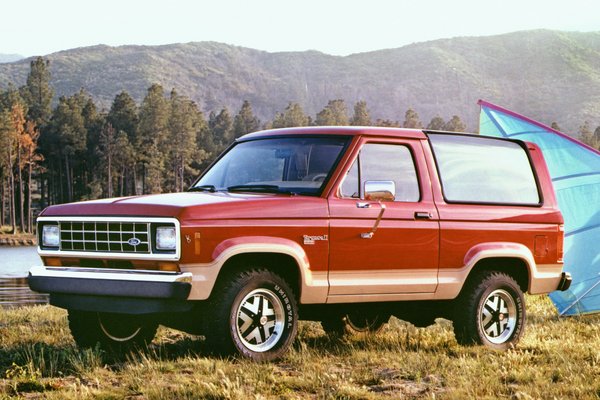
[
  {"xmin": 0, "ymin": 54, "xmax": 23, "ymax": 63},
  {"xmin": 1, "ymin": 30, "xmax": 600, "ymax": 132}
]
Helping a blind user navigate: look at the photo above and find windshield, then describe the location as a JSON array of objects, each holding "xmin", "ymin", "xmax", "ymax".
[{"xmin": 192, "ymin": 136, "xmax": 349, "ymax": 195}]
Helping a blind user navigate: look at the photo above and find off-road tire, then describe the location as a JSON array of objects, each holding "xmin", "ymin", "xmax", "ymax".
[
  {"xmin": 452, "ymin": 271, "xmax": 525, "ymax": 350},
  {"xmin": 68, "ymin": 310, "xmax": 158, "ymax": 351},
  {"xmin": 321, "ymin": 311, "xmax": 390, "ymax": 336},
  {"xmin": 206, "ymin": 269, "xmax": 298, "ymax": 361}
]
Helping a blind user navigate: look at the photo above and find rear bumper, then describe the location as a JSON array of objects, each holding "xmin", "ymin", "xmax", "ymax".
[
  {"xmin": 557, "ymin": 272, "xmax": 572, "ymax": 292},
  {"xmin": 28, "ymin": 266, "xmax": 193, "ymax": 314}
]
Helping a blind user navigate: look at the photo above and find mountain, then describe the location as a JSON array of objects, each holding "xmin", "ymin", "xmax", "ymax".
[
  {"xmin": 1, "ymin": 30, "xmax": 599, "ymax": 132},
  {"xmin": 0, "ymin": 54, "xmax": 24, "ymax": 63}
]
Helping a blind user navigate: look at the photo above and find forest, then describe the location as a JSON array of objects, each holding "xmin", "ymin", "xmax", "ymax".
[{"xmin": 1, "ymin": 57, "xmax": 599, "ymax": 235}]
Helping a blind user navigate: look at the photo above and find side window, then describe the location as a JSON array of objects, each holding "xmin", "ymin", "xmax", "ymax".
[
  {"xmin": 428, "ymin": 134, "xmax": 540, "ymax": 205},
  {"xmin": 340, "ymin": 143, "xmax": 420, "ymax": 202}
]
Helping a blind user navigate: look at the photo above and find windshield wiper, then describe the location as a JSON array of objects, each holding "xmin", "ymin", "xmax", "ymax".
[
  {"xmin": 188, "ymin": 184, "xmax": 217, "ymax": 193},
  {"xmin": 226, "ymin": 184, "xmax": 291, "ymax": 194}
]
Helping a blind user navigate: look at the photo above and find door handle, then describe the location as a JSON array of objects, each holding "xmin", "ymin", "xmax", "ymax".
[
  {"xmin": 415, "ymin": 211, "xmax": 432, "ymax": 219},
  {"xmin": 356, "ymin": 202, "xmax": 371, "ymax": 209}
]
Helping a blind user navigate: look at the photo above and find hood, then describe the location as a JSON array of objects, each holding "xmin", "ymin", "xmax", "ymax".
[{"xmin": 40, "ymin": 192, "xmax": 328, "ymax": 221}]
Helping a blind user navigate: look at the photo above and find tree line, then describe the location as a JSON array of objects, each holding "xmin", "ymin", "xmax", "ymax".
[{"xmin": 1, "ymin": 57, "xmax": 598, "ymax": 234}]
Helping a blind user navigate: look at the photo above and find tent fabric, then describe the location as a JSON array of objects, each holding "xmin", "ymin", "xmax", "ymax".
[{"xmin": 478, "ymin": 100, "xmax": 600, "ymax": 315}]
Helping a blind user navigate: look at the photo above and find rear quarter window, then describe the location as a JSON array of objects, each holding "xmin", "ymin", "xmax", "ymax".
[{"xmin": 428, "ymin": 134, "xmax": 541, "ymax": 205}]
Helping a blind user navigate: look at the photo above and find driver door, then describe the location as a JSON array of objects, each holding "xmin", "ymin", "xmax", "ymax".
[{"xmin": 327, "ymin": 138, "xmax": 440, "ymax": 299}]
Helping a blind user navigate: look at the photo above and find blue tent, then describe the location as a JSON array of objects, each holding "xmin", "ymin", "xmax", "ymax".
[{"xmin": 478, "ymin": 100, "xmax": 600, "ymax": 315}]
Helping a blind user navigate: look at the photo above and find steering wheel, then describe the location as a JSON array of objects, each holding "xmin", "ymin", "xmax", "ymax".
[{"xmin": 311, "ymin": 173, "xmax": 327, "ymax": 182}]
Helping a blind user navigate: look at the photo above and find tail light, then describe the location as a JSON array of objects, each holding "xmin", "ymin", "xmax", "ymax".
[{"xmin": 557, "ymin": 224, "xmax": 564, "ymax": 263}]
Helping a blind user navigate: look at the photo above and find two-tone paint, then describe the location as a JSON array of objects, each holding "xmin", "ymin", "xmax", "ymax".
[{"xmin": 33, "ymin": 126, "xmax": 567, "ymax": 310}]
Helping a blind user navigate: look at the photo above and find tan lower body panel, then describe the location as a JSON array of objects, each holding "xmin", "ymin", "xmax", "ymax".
[
  {"xmin": 180, "ymin": 262, "xmax": 329, "ymax": 304},
  {"xmin": 181, "ymin": 258, "xmax": 563, "ymax": 305},
  {"xmin": 325, "ymin": 263, "xmax": 564, "ymax": 304},
  {"xmin": 328, "ymin": 269, "xmax": 437, "ymax": 296}
]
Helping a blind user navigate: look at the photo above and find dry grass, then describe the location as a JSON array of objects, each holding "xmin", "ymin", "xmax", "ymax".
[{"xmin": 1, "ymin": 296, "xmax": 599, "ymax": 399}]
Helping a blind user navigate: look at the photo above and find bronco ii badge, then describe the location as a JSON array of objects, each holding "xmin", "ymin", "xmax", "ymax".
[{"xmin": 303, "ymin": 235, "xmax": 328, "ymax": 245}]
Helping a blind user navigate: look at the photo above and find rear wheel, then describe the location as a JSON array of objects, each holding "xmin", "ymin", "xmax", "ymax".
[
  {"xmin": 68, "ymin": 310, "xmax": 158, "ymax": 351},
  {"xmin": 452, "ymin": 271, "xmax": 525, "ymax": 350},
  {"xmin": 206, "ymin": 269, "xmax": 298, "ymax": 361},
  {"xmin": 321, "ymin": 310, "xmax": 390, "ymax": 336}
]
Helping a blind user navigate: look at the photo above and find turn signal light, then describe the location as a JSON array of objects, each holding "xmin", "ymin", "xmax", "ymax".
[
  {"xmin": 158, "ymin": 262, "xmax": 179, "ymax": 272},
  {"xmin": 44, "ymin": 258, "xmax": 62, "ymax": 266}
]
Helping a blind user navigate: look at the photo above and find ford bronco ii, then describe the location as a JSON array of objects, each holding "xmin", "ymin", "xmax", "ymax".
[{"xmin": 29, "ymin": 126, "xmax": 571, "ymax": 360}]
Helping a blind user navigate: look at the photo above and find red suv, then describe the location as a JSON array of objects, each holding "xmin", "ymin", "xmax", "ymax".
[{"xmin": 30, "ymin": 126, "xmax": 571, "ymax": 360}]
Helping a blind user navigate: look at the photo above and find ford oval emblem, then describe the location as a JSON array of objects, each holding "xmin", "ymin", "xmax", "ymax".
[{"xmin": 128, "ymin": 237, "xmax": 141, "ymax": 246}]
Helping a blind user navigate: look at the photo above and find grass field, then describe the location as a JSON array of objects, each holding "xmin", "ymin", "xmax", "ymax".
[{"xmin": 0, "ymin": 296, "xmax": 599, "ymax": 399}]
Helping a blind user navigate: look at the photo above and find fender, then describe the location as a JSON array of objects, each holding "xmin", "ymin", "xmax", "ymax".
[
  {"xmin": 436, "ymin": 242, "xmax": 556, "ymax": 299},
  {"xmin": 179, "ymin": 236, "xmax": 328, "ymax": 303},
  {"xmin": 463, "ymin": 242, "xmax": 536, "ymax": 274},
  {"xmin": 461, "ymin": 242, "xmax": 563, "ymax": 294}
]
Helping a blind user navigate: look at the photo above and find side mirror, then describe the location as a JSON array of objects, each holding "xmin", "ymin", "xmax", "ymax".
[{"xmin": 364, "ymin": 180, "xmax": 395, "ymax": 202}]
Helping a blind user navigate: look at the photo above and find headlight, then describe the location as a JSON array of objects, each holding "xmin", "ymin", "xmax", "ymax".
[
  {"xmin": 42, "ymin": 225, "xmax": 60, "ymax": 248},
  {"xmin": 156, "ymin": 226, "xmax": 177, "ymax": 250}
]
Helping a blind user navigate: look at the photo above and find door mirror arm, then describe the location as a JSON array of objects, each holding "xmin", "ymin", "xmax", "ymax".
[{"xmin": 360, "ymin": 202, "xmax": 386, "ymax": 239}]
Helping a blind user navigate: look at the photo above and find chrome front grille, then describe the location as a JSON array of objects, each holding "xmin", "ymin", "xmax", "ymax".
[{"xmin": 59, "ymin": 221, "xmax": 151, "ymax": 254}]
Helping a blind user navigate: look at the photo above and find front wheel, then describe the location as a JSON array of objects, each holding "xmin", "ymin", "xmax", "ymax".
[
  {"xmin": 206, "ymin": 269, "xmax": 298, "ymax": 361},
  {"xmin": 452, "ymin": 271, "xmax": 525, "ymax": 350},
  {"xmin": 68, "ymin": 310, "xmax": 158, "ymax": 351}
]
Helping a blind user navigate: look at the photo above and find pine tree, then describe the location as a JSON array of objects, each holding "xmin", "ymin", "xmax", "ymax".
[
  {"xmin": 21, "ymin": 57, "xmax": 53, "ymax": 126},
  {"xmin": 80, "ymin": 91, "xmax": 103, "ymax": 200},
  {"xmin": 443, "ymin": 115, "xmax": 467, "ymax": 132},
  {"xmin": 107, "ymin": 91, "xmax": 138, "ymax": 194},
  {"xmin": 11, "ymin": 104, "xmax": 28, "ymax": 233},
  {"xmin": 579, "ymin": 121, "xmax": 599, "ymax": 149},
  {"xmin": 21, "ymin": 58, "xmax": 55, "ymax": 208},
  {"xmin": 209, "ymin": 107, "xmax": 234, "ymax": 152},
  {"xmin": 22, "ymin": 120, "xmax": 41, "ymax": 232},
  {"xmin": 233, "ymin": 100, "xmax": 260, "ymax": 138},
  {"xmin": 350, "ymin": 100, "xmax": 371, "ymax": 126},
  {"xmin": 271, "ymin": 102, "xmax": 310, "ymax": 128},
  {"xmin": 97, "ymin": 123, "xmax": 116, "ymax": 198},
  {"xmin": 167, "ymin": 89, "xmax": 201, "ymax": 192},
  {"xmin": 375, "ymin": 119, "xmax": 401, "ymax": 127},
  {"xmin": 594, "ymin": 126, "xmax": 600, "ymax": 150},
  {"xmin": 0, "ymin": 109, "xmax": 17, "ymax": 232},
  {"xmin": 426, "ymin": 116, "xmax": 446, "ymax": 130},
  {"xmin": 113, "ymin": 131, "xmax": 135, "ymax": 196},
  {"xmin": 578, "ymin": 121, "xmax": 592, "ymax": 142},
  {"xmin": 0, "ymin": 106, "xmax": 9, "ymax": 227},
  {"xmin": 402, "ymin": 108, "xmax": 423, "ymax": 129},
  {"xmin": 316, "ymin": 99, "xmax": 348, "ymax": 126},
  {"xmin": 50, "ymin": 95, "xmax": 88, "ymax": 202},
  {"xmin": 0, "ymin": 88, "xmax": 26, "ymax": 230},
  {"xmin": 137, "ymin": 84, "xmax": 169, "ymax": 194},
  {"xmin": 107, "ymin": 91, "xmax": 138, "ymax": 143}
]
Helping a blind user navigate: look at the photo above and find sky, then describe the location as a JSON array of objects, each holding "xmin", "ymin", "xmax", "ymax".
[{"xmin": 1, "ymin": 0, "xmax": 599, "ymax": 57}]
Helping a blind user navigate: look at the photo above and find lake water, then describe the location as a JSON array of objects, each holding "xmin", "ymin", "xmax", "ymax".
[{"xmin": 0, "ymin": 246, "xmax": 48, "ymax": 307}]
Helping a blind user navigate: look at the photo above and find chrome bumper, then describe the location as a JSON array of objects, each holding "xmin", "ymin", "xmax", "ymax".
[{"xmin": 28, "ymin": 266, "xmax": 193, "ymax": 314}]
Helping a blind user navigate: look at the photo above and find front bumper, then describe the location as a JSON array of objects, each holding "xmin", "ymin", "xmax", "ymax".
[{"xmin": 28, "ymin": 266, "xmax": 193, "ymax": 314}]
